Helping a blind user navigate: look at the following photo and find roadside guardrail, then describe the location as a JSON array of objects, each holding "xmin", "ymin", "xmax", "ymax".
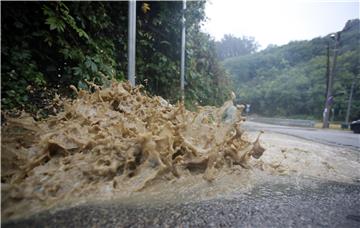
[{"xmin": 247, "ymin": 116, "xmax": 315, "ymax": 128}]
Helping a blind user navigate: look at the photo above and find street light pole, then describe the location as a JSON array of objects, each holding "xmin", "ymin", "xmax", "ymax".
[
  {"xmin": 322, "ymin": 32, "xmax": 341, "ymax": 128},
  {"xmin": 345, "ymin": 80, "xmax": 355, "ymax": 125},
  {"xmin": 324, "ymin": 41, "xmax": 330, "ymax": 99},
  {"xmin": 180, "ymin": 0, "xmax": 186, "ymax": 101},
  {"xmin": 128, "ymin": 0, "xmax": 136, "ymax": 87}
]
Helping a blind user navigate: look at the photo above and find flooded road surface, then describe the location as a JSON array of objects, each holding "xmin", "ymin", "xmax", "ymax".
[
  {"xmin": 243, "ymin": 121, "xmax": 360, "ymax": 149},
  {"xmin": 3, "ymin": 125, "xmax": 360, "ymax": 226},
  {"xmin": 3, "ymin": 178, "xmax": 360, "ymax": 227},
  {"xmin": 2, "ymin": 82, "xmax": 360, "ymax": 226},
  {"xmin": 3, "ymin": 126, "xmax": 360, "ymax": 226}
]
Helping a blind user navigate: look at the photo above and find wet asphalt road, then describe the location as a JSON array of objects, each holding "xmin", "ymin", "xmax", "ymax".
[
  {"xmin": 243, "ymin": 121, "xmax": 360, "ymax": 149},
  {"xmin": 3, "ymin": 180, "xmax": 360, "ymax": 228}
]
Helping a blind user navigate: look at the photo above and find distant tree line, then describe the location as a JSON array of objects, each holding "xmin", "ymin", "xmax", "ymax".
[
  {"xmin": 215, "ymin": 34, "xmax": 259, "ymax": 60},
  {"xmin": 222, "ymin": 19, "xmax": 360, "ymax": 121}
]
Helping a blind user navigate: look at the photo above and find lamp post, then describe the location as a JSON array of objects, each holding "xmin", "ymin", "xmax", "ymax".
[
  {"xmin": 345, "ymin": 80, "xmax": 355, "ymax": 126},
  {"xmin": 128, "ymin": 0, "xmax": 136, "ymax": 87},
  {"xmin": 322, "ymin": 32, "xmax": 341, "ymax": 128},
  {"xmin": 324, "ymin": 40, "xmax": 330, "ymax": 99},
  {"xmin": 180, "ymin": 0, "xmax": 186, "ymax": 101}
]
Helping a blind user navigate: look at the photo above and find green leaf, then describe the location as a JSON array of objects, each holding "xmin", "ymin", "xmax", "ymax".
[
  {"xmin": 73, "ymin": 67, "xmax": 82, "ymax": 76},
  {"xmin": 90, "ymin": 61, "xmax": 98, "ymax": 72},
  {"xmin": 45, "ymin": 17, "xmax": 65, "ymax": 32}
]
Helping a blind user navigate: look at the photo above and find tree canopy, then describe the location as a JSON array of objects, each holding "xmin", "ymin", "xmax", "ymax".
[
  {"xmin": 222, "ymin": 19, "xmax": 360, "ymax": 121},
  {"xmin": 215, "ymin": 34, "xmax": 259, "ymax": 60}
]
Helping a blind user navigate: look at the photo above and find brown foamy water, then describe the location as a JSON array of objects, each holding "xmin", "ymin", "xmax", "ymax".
[
  {"xmin": 1, "ymin": 81, "xmax": 266, "ymax": 220},
  {"xmin": 2, "ymin": 81, "xmax": 359, "ymax": 221}
]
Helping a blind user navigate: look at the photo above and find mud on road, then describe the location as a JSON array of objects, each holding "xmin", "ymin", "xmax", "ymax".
[{"xmin": 2, "ymin": 81, "xmax": 360, "ymax": 225}]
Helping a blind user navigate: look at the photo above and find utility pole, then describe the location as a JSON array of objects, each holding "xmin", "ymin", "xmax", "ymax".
[
  {"xmin": 345, "ymin": 80, "xmax": 355, "ymax": 126},
  {"xmin": 128, "ymin": 0, "xmax": 136, "ymax": 87},
  {"xmin": 180, "ymin": 0, "xmax": 186, "ymax": 101},
  {"xmin": 324, "ymin": 41, "xmax": 330, "ymax": 99},
  {"xmin": 322, "ymin": 32, "xmax": 341, "ymax": 128}
]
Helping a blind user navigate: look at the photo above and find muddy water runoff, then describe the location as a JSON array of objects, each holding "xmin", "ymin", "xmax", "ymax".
[{"xmin": 2, "ymin": 81, "xmax": 360, "ymax": 221}]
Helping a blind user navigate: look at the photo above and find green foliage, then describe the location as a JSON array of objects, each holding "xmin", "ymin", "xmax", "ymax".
[
  {"xmin": 2, "ymin": 1, "xmax": 230, "ymax": 113},
  {"xmin": 216, "ymin": 34, "xmax": 259, "ymax": 60},
  {"xmin": 134, "ymin": 1, "xmax": 230, "ymax": 106},
  {"xmin": 223, "ymin": 19, "xmax": 360, "ymax": 121}
]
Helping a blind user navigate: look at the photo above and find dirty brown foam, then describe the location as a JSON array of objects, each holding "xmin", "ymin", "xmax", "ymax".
[{"xmin": 1, "ymin": 81, "xmax": 265, "ymax": 220}]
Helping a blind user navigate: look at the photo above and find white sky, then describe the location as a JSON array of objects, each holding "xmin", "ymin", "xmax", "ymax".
[{"xmin": 202, "ymin": 0, "xmax": 360, "ymax": 49}]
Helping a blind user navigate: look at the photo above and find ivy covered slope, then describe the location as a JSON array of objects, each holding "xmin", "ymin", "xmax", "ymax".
[
  {"xmin": 223, "ymin": 19, "xmax": 360, "ymax": 121},
  {"xmin": 1, "ymin": 1, "xmax": 230, "ymax": 114}
]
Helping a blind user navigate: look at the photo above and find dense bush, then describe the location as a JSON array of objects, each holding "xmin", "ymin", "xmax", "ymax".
[{"xmin": 1, "ymin": 1, "xmax": 230, "ymax": 113}]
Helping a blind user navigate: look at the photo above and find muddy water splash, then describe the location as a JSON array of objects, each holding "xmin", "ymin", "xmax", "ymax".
[{"xmin": 1, "ymin": 81, "xmax": 265, "ymax": 219}]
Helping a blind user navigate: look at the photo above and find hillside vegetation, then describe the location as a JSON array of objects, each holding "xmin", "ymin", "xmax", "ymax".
[
  {"xmin": 223, "ymin": 19, "xmax": 359, "ymax": 121},
  {"xmin": 1, "ymin": 1, "xmax": 230, "ymax": 115}
]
